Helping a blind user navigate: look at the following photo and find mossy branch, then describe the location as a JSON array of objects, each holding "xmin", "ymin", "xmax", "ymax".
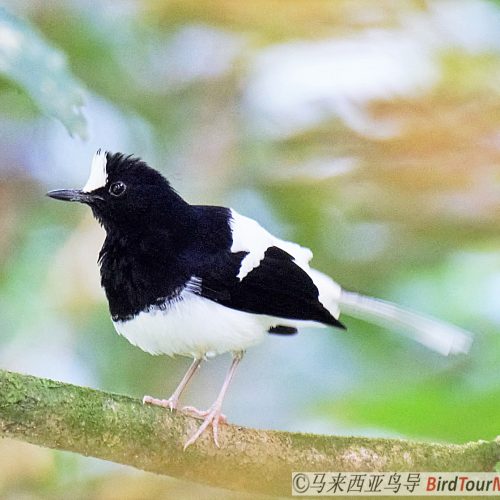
[{"xmin": 0, "ymin": 369, "xmax": 498, "ymax": 496}]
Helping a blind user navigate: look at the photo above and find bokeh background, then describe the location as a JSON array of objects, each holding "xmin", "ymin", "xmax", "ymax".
[{"xmin": 1, "ymin": 0, "xmax": 499, "ymax": 498}]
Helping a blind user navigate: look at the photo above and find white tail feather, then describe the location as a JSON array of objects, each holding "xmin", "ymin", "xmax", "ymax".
[{"xmin": 338, "ymin": 290, "xmax": 473, "ymax": 356}]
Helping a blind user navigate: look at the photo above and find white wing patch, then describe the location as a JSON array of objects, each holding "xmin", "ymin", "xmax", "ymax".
[
  {"xmin": 82, "ymin": 149, "xmax": 108, "ymax": 192},
  {"xmin": 229, "ymin": 209, "xmax": 313, "ymax": 280}
]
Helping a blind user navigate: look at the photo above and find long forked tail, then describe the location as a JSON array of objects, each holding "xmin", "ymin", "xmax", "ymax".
[{"xmin": 338, "ymin": 290, "xmax": 473, "ymax": 356}]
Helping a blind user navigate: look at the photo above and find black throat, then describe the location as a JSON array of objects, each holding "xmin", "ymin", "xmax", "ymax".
[{"xmin": 98, "ymin": 206, "xmax": 198, "ymax": 321}]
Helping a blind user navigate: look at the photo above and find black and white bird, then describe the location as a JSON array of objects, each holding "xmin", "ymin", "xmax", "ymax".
[{"xmin": 48, "ymin": 150, "xmax": 472, "ymax": 448}]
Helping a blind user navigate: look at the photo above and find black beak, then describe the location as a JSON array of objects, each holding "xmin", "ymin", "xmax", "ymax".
[{"xmin": 46, "ymin": 189, "xmax": 99, "ymax": 204}]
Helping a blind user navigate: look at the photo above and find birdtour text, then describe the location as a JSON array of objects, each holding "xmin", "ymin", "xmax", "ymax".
[{"xmin": 426, "ymin": 474, "xmax": 500, "ymax": 493}]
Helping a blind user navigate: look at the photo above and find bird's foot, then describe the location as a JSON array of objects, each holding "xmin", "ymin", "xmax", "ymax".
[
  {"xmin": 142, "ymin": 395, "xmax": 178, "ymax": 411},
  {"xmin": 182, "ymin": 404, "xmax": 227, "ymax": 449},
  {"xmin": 182, "ymin": 405, "xmax": 227, "ymax": 423}
]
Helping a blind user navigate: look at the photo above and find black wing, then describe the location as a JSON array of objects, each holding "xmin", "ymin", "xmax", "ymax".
[{"xmin": 191, "ymin": 245, "xmax": 345, "ymax": 329}]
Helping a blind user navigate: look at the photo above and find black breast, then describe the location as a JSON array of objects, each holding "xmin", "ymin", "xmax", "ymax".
[
  {"xmin": 99, "ymin": 205, "xmax": 233, "ymax": 321},
  {"xmin": 99, "ymin": 233, "xmax": 188, "ymax": 321}
]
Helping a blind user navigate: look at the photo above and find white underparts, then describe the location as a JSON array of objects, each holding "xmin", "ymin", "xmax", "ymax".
[
  {"xmin": 83, "ymin": 149, "xmax": 108, "ymax": 192},
  {"xmin": 112, "ymin": 286, "xmax": 335, "ymax": 358},
  {"xmin": 113, "ymin": 289, "xmax": 270, "ymax": 357}
]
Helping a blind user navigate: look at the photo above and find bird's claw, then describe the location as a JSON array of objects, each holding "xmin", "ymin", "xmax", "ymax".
[
  {"xmin": 182, "ymin": 405, "xmax": 227, "ymax": 424},
  {"xmin": 142, "ymin": 394, "xmax": 178, "ymax": 411},
  {"xmin": 183, "ymin": 405, "xmax": 227, "ymax": 449}
]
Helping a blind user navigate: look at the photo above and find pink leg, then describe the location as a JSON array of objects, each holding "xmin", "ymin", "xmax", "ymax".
[
  {"xmin": 183, "ymin": 352, "xmax": 243, "ymax": 449},
  {"xmin": 143, "ymin": 358, "xmax": 202, "ymax": 411}
]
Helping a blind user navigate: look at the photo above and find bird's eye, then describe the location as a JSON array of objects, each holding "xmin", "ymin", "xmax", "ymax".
[{"xmin": 109, "ymin": 181, "xmax": 126, "ymax": 197}]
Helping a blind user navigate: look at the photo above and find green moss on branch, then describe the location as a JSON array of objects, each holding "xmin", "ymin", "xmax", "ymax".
[{"xmin": 0, "ymin": 369, "xmax": 498, "ymax": 496}]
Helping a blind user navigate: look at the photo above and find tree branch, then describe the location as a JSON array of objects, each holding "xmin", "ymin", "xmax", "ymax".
[{"xmin": 0, "ymin": 369, "xmax": 498, "ymax": 496}]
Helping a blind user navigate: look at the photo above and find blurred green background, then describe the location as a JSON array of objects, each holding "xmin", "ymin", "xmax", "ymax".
[{"xmin": 1, "ymin": 0, "xmax": 499, "ymax": 498}]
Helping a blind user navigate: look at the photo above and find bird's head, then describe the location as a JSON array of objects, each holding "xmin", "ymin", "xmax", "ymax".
[{"xmin": 47, "ymin": 150, "xmax": 188, "ymax": 234}]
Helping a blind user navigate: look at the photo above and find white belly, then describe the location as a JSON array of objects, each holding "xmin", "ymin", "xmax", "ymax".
[{"xmin": 112, "ymin": 291, "xmax": 270, "ymax": 358}]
